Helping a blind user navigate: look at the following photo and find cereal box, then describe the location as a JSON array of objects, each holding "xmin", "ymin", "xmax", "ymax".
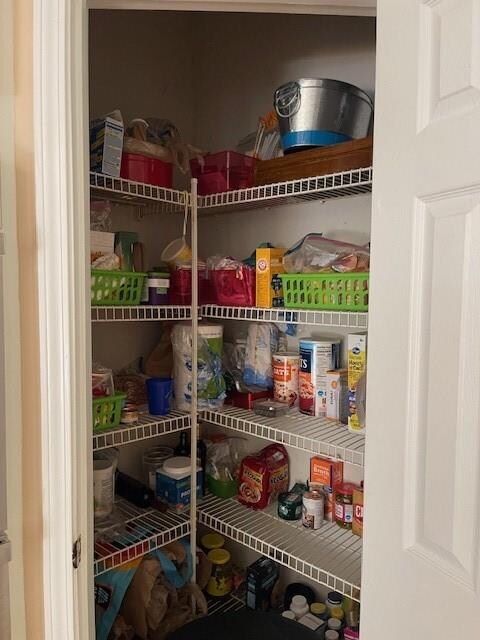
[
  {"xmin": 299, "ymin": 339, "xmax": 340, "ymax": 416},
  {"xmin": 347, "ymin": 333, "xmax": 367, "ymax": 433},
  {"xmin": 326, "ymin": 369, "xmax": 348, "ymax": 423},
  {"xmin": 255, "ymin": 248, "xmax": 286, "ymax": 308}
]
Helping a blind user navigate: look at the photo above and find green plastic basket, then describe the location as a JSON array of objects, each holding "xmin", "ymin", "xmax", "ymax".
[
  {"xmin": 91, "ymin": 270, "xmax": 147, "ymax": 306},
  {"xmin": 92, "ymin": 393, "xmax": 127, "ymax": 432},
  {"xmin": 280, "ymin": 272, "xmax": 369, "ymax": 311}
]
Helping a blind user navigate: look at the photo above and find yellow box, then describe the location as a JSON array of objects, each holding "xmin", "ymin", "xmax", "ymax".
[
  {"xmin": 255, "ymin": 248, "xmax": 286, "ymax": 308},
  {"xmin": 347, "ymin": 333, "xmax": 367, "ymax": 433}
]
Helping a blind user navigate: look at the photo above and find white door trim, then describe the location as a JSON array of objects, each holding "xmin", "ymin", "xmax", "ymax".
[
  {"xmin": 88, "ymin": 0, "xmax": 376, "ymax": 16},
  {"xmin": 33, "ymin": 0, "xmax": 91, "ymax": 638},
  {"xmin": 34, "ymin": 1, "xmax": 376, "ymax": 638}
]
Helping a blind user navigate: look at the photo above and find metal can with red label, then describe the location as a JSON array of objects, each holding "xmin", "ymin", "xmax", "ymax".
[
  {"xmin": 273, "ymin": 352, "xmax": 299, "ymax": 407},
  {"xmin": 352, "ymin": 486, "xmax": 364, "ymax": 537}
]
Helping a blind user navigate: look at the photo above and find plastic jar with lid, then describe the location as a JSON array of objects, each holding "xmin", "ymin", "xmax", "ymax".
[
  {"xmin": 325, "ymin": 631, "xmax": 339, "ymax": 640},
  {"xmin": 206, "ymin": 549, "xmax": 233, "ymax": 597},
  {"xmin": 142, "ymin": 446, "xmax": 173, "ymax": 491},
  {"xmin": 327, "ymin": 618, "xmax": 342, "ymax": 632},
  {"xmin": 330, "ymin": 606, "xmax": 344, "ymax": 621},
  {"xmin": 201, "ymin": 533, "xmax": 225, "ymax": 553},
  {"xmin": 281, "ymin": 611, "xmax": 296, "ymax": 621},
  {"xmin": 290, "ymin": 594, "xmax": 309, "ymax": 619},
  {"xmin": 326, "ymin": 591, "xmax": 343, "ymax": 613},
  {"xmin": 311, "ymin": 602, "xmax": 329, "ymax": 621},
  {"xmin": 334, "ymin": 483, "xmax": 356, "ymax": 529}
]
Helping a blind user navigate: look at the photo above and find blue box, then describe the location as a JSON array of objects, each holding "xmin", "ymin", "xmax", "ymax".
[{"xmin": 156, "ymin": 468, "xmax": 203, "ymax": 510}]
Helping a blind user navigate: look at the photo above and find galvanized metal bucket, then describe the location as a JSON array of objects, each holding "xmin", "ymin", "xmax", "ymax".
[{"xmin": 274, "ymin": 78, "xmax": 373, "ymax": 152}]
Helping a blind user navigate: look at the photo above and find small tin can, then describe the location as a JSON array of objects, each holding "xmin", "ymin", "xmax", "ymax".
[
  {"xmin": 278, "ymin": 491, "xmax": 303, "ymax": 521},
  {"xmin": 272, "ymin": 352, "xmax": 299, "ymax": 407},
  {"xmin": 120, "ymin": 403, "xmax": 139, "ymax": 425},
  {"xmin": 302, "ymin": 490, "xmax": 324, "ymax": 530}
]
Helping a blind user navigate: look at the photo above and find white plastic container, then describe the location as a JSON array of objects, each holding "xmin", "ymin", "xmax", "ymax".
[
  {"xmin": 325, "ymin": 631, "xmax": 339, "ymax": 640},
  {"xmin": 327, "ymin": 618, "xmax": 342, "ymax": 632},
  {"xmin": 281, "ymin": 611, "xmax": 296, "ymax": 620},
  {"xmin": 290, "ymin": 594, "xmax": 309, "ymax": 619},
  {"xmin": 93, "ymin": 458, "xmax": 114, "ymax": 519}
]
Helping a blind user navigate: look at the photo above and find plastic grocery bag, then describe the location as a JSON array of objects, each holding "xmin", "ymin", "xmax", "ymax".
[
  {"xmin": 243, "ymin": 323, "xmax": 279, "ymax": 389},
  {"xmin": 283, "ymin": 234, "xmax": 370, "ymax": 274},
  {"xmin": 95, "ymin": 541, "xmax": 192, "ymax": 640},
  {"xmin": 171, "ymin": 323, "xmax": 226, "ymax": 411}
]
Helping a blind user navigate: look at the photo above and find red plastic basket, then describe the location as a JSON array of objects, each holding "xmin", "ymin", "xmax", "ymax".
[
  {"xmin": 190, "ymin": 151, "xmax": 257, "ymax": 195},
  {"xmin": 211, "ymin": 267, "xmax": 256, "ymax": 307},
  {"xmin": 120, "ymin": 152, "xmax": 173, "ymax": 188},
  {"xmin": 169, "ymin": 267, "xmax": 210, "ymax": 305}
]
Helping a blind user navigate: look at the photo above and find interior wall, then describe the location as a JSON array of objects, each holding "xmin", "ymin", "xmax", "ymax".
[{"xmin": 192, "ymin": 13, "xmax": 376, "ymax": 151}]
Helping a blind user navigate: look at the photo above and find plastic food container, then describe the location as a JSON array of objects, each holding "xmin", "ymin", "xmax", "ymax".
[
  {"xmin": 120, "ymin": 152, "xmax": 173, "ymax": 188},
  {"xmin": 147, "ymin": 271, "xmax": 170, "ymax": 305},
  {"xmin": 206, "ymin": 549, "xmax": 233, "ymax": 597},
  {"xmin": 155, "ymin": 456, "xmax": 203, "ymax": 511},
  {"xmin": 142, "ymin": 446, "xmax": 174, "ymax": 490},
  {"xmin": 211, "ymin": 266, "xmax": 256, "ymax": 306},
  {"xmin": 190, "ymin": 151, "xmax": 258, "ymax": 195}
]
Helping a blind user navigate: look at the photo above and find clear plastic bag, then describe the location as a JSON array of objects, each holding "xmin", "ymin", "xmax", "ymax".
[
  {"xmin": 92, "ymin": 363, "xmax": 115, "ymax": 397},
  {"xmin": 91, "ymin": 200, "xmax": 112, "ymax": 231},
  {"xmin": 283, "ymin": 234, "xmax": 370, "ymax": 274}
]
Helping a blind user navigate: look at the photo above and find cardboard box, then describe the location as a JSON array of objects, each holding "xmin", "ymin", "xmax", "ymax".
[
  {"xmin": 90, "ymin": 231, "xmax": 115, "ymax": 264},
  {"xmin": 310, "ymin": 456, "xmax": 343, "ymax": 488},
  {"xmin": 326, "ymin": 369, "xmax": 348, "ymax": 423},
  {"xmin": 347, "ymin": 333, "xmax": 368, "ymax": 433},
  {"xmin": 255, "ymin": 247, "xmax": 286, "ymax": 308},
  {"xmin": 90, "ymin": 115, "xmax": 124, "ymax": 177}
]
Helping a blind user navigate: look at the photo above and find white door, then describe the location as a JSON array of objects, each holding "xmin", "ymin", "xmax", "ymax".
[{"xmin": 363, "ymin": 0, "xmax": 480, "ymax": 638}]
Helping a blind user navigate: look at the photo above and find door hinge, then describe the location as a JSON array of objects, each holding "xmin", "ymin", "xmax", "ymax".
[{"xmin": 72, "ymin": 536, "xmax": 81, "ymax": 569}]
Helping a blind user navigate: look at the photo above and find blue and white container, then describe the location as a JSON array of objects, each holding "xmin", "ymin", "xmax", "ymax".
[
  {"xmin": 299, "ymin": 339, "xmax": 340, "ymax": 417},
  {"xmin": 156, "ymin": 456, "xmax": 203, "ymax": 511}
]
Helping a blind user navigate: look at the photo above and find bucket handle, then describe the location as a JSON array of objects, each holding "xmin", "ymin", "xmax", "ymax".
[
  {"xmin": 274, "ymin": 82, "xmax": 301, "ymax": 119},
  {"xmin": 182, "ymin": 200, "xmax": 188, "ymax": 238}
]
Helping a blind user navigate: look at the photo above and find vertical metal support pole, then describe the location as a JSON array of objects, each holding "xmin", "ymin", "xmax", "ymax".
[{"xmin": 189, "ymin": 179, "xmax": 198, "ymax": 583}]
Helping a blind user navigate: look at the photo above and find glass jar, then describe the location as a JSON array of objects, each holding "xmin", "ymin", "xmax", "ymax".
[
  {"xmin": 206, "ymin": 549, "xmax": 233, "ymax": 597},
  {"xmin": 334, "ymin": 483, "xmax": 356, "ymax": 529},
  {"xmin": 201, "ymin": 533, "xmax": 225, "ymax": 553}
]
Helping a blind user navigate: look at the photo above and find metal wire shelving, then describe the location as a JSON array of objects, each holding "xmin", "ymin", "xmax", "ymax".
[
  {"xmin": 90, "ymin": 172, "xmax": 187, "ymax": 213},
  {"xmin": 201, "ymin": 305, "xmax": 368, "ymax": 329},
  {"xmin": 202, "ymin": 407, "xmax": 365, "ymax": 467},
  {"xmin": 93, "ymin": 411, "xmax": 191, "ymax": 451},
  {"xmin": 94, "ymin": 500, "xmax": 190, "ymax": 577},
  {"xmin": 197, "ymin": 494, "xmax": 362, "ymax": 602},
  {"xmin": 197, "ymin": 167, "xmax": 372, "ymax": 214},
  {"xmin": 91, "ymin": 305, "xmax": 191, "ymax": 322}
]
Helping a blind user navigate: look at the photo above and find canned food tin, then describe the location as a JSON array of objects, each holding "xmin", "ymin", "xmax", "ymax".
[
  {"xmin": 302, "ymin": 490, "xmax": 324, "ymax": 530},
  {"xmin": 273, "ymin": 352, "xmax": 299, "ymax": 407},
  {"xmin": 278, "ymin": 491, "xmax": 303, "ymax": 521}
]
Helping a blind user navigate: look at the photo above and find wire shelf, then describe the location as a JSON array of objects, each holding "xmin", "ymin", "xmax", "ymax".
[
  {"xmin": 198, "ymin": 167, "xmax": 372, "ymax": 214},
  {"xmin": 94, "ymin": 500, "xmax": 190, "ymax": 576},
  {"xmin": 207, "ymin": 592, "xmax": 245, "ymax": 616},
  {"xmin": 202, "ymin": 407, "xmax": 365, "ymax": 466},
  {"xmin": 201, "ymin": 305, "xmax": 368, "ymax": 329},
  {"xmin": 197, "ymin": 495, "xmax": 362, "ymax": 602},
  {"xmin": 93, "ymin": 411, "xmax": 191, "ymax": 451},
  {"xmin": 91, "ymin": 305, "xmax": 192, "ymax": 322},
  {"xmin": 90, "ymin": 172, "xmax": 187, "ymax": 212}
]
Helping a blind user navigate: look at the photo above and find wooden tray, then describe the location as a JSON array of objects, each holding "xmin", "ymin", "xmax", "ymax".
[{"xmin": 254, "ymin": 136, "xmax": 373, "ymax": 186}]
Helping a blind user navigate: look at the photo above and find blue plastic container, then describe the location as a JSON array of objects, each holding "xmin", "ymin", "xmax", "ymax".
[{"xmin": 146, "ymin": 377, "xmax": 173, "ymax": 416}]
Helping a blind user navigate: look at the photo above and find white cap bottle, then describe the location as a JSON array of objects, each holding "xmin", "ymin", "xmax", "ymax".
[{"xmin": 290, "ymin": 594, "xmax": 309, "ymax": 619}]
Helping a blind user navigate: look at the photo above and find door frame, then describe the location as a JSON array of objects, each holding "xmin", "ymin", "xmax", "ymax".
[{"xmin": 33, "ymin": 1, "xmax": 377, "ymax": 638}]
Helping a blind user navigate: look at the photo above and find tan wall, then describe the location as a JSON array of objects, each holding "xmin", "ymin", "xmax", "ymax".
[{"xmin": 14, "ymin": 0, "xmax": 44, "ymax": 637}]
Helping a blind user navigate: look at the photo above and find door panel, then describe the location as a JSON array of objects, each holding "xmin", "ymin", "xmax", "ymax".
[{"xmin": 362, "ymin": 1, "xmax": 480, "ymax": 638}]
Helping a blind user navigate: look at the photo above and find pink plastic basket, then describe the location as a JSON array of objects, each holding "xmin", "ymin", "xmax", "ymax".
[
  {"xmin": 190, "ymin": 151, "xmax": 257, "ymax": 195},
  {"xmin": 211, "ymin": 267, "xmax": 256, "ymax": 307}
]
